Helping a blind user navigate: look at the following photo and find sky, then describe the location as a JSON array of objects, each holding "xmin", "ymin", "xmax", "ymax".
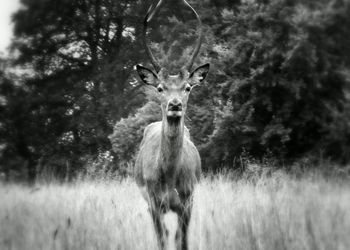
[{"xmin": 0, "ymin": 0, "xmax": 21, "ymax": 55}]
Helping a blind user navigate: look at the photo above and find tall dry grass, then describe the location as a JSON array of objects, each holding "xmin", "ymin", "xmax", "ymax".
[
  {"xmin": 1, "ymin": 173, "xmax": 350, "ymax": 250},
  {"xmin": 189, "ymin": 173, "xmax": 350, "ymax": 250},
  {"xmin": 0, "ymin": 180, "xmax": 157, "ymax": 250}
]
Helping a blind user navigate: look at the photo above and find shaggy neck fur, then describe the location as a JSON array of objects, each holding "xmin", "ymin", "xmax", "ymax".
[{"xmin": 158, "ymin": 116, "xmax": 184, "ymax": 180}]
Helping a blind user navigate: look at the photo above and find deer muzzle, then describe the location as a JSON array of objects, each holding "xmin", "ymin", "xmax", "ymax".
[{"xmin": 167, "ymin": 99, "xmax": 183, "ymax": 119}]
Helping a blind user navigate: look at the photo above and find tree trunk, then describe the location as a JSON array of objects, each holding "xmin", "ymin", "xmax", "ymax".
[
  {"xmin": 27, "ymin": 157, "xmax": 36, "ymax": 184},
  {"xmin": 16, "ymin": 136, "xmax": 37, "ymax": 184}
]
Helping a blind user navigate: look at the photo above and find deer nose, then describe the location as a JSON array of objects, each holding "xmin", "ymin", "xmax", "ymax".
[{"xmin": 168, "ymin": 99, "xmax": 182, "ymax": 111}]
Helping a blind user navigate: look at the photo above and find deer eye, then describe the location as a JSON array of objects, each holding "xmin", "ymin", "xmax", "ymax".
[
  {"xmin": 157, "ymin": 86, "xmax": 163, "ymax": 92},
  {"xmin": 185, "ymin": 85, "xmax": 191, "ymax": 92}
]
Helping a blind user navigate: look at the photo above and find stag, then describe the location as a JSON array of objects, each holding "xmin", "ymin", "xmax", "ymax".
[{"xmin": 135, "ymin": 0, "xmax": 209, "ymax": 249}]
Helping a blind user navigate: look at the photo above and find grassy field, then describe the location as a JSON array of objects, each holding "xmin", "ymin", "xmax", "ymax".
[{"xmin": 1, "ymin": 173, "xmax": 350, "ymax": 250}]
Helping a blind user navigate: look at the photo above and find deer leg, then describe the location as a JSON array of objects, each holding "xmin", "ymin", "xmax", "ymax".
[
  {"xmin": 180, "ymin": 208, "xmax": 191, "ymax": 250},
  {"xmin": 175, "ymin": 200, "xmax": 192, "ymax": 250},
  {"xmin": 150, "ymin": 205, "xmax": 165, "ymax": 250}
]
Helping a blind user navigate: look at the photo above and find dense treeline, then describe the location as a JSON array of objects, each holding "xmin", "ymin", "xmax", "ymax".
[{"xmin": 0, "ymin": 0, "xmax": 349, "ymax": 181}]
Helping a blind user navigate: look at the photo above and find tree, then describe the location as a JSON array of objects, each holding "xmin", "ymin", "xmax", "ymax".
[
  {"xmin": 7, "ymin": 0, "xmax": 156, "ymax": 180},
  {"xmin": 202, "ymin": 0, "xmax": 350, "ymax": 168},
  {"xmin": 4, "ymin": 0, "xmax": 350, "ymax": 180},
  {"xmin": 0, "ymin": 58, "xmax": 38, "ymax": 181}
]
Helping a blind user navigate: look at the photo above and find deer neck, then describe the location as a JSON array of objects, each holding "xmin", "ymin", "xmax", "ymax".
[{"xmin": 159, "ymin": 117, "xmax": 184, "ymax": 176}]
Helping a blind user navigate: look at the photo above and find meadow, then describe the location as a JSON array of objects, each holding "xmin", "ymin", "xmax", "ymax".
[{"xmin": 1, "ymin": 172, "xmax": 350, "ymax": 250}]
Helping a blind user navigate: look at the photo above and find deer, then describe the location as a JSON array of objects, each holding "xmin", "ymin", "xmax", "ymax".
[{"xmin": 135, "ymin": 1, "xmax": 209, "ymax": 249}]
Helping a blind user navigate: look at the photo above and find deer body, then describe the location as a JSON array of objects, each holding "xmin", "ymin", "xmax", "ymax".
[
  {"xmin": 136, "ymin": 110, "xmax": 202, "ymax": 250},
  {"xmin": 135, "ymin": 69, "xmax": 209, "ymax": 250},
  {"xmin": 135, "ymin": 1, "xmax": 209, "ymax": 249},
  {"xmin": 135, "ymin": 121, "xmax": 201, "ymax": 207}
]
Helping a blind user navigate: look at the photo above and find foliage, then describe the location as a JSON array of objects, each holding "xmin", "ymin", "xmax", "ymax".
[
  {"xmin": 1, "ymin": 0, "xmax": 156, "ymax": 180},
  {"xmin": 109, "ymin": 99, "xmax": 161, "ymax": 164},
  {"xmin": 201, "ymin": 0, "xmax": 350, "ymax": 168},
  {"xmin": 1, "ymin": 0, "xmax": 350, "ymax": 180}
]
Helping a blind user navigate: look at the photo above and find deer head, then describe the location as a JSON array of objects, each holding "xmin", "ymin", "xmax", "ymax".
[{"xmin": 137, "ymin": 0, "xmax": 210, "ymax": 125}]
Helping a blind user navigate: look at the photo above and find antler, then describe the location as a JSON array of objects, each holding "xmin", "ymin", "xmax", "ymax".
[
  {"xmin": 143, "ymin": 0, "xmax": 163, "ymax": 73},
  {"xmin": 143, "ymin": 0, "xmax": 203, "ymax": 73},
  {"xmin": 182, "ymin": 0, "xmax": 203, "ymax": 72}
]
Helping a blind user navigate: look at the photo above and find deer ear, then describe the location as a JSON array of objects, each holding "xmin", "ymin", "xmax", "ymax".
[
  {"xmin": 136, "ymin": 65, "xmax": 158, "ymax": 86},
  {"xmin": 189, "ymin": 63, "xmax": 210, "ymax": 86}
]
